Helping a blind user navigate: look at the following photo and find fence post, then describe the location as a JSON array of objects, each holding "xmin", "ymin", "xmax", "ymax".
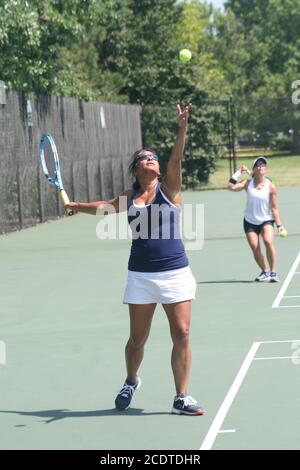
[
  {"xmin": 16, "ymin": 163, "xmax": 24, "ymax": 228},
  {"xmin": 0, "ymin": 80, "xmax": 6, "ymax": 105},
  {"xmin": 70, "ymin": 161, "xmax": 75, "ymax": 202},
  {"xmin": 86, "ymin": 160, "xmax": 91, "ymax": 202},
  {"xmin": 229, "ymin": 96, "xmax": 237, "ymax": 172},
  {"xmin": 226, "ymin": 99, "xmax": 236, "ymax": 177},
  {"xmin": 37, "ymin": 164, "xmax": 44, "ymax": 223},
  {"xmin": 110, "ymin": 155, "xmax": 115, "ymax": 198},
  {"xmin": 121, "ymin": 157, "xmax": 127, "ymax": 192},
  {"xmin": 98, "ymin": 158, "xmax": 103, "ymax": 199}
]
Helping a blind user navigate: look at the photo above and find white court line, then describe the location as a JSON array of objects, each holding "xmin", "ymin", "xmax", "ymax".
[
  {"xmin": 259, "ymin": 339, "xmax": 300, "ymax": 344},
  {"xmin": 199, "ymin": 342, "xmax": 260, "ymax": 450},
  {"xmin": 284, "ymin": 295, "xmax": 300, "ymax": 298},
  {"xmin": 276, "ymin": 305, "xmax": 300, "ymax": 308},
  {"xmin": 219, "ymin": 430, "xmax": 236, "ymax": 434},
  {"xmin": 253, "ymin": 356, "xmax": 295, "ymax": 361},
  {"xmin": 272, "ymin": 251, "xmax": 300, "ymax": 308},
  {"xmin": 199, "ymin": 339, "xmax": 300, "ymax": 450}
]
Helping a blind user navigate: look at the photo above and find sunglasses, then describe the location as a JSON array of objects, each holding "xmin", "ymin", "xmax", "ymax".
[
  {"xmin": 254, "ymin": 163, "xmax": 266, "ymax": 168},
  {"xmin": 134, "ymin": 153, "xmax": 159, "ymax": 164}
]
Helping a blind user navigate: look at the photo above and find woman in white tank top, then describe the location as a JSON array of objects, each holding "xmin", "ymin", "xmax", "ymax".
[{"xmin": 227, "ymin": 157, "xmax": 286, "ymax": 282}]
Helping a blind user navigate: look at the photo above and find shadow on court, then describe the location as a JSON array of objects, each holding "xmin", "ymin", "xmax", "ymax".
[
  {"xmin": 0, "ymin": 408, "xmax": 169, "ymax": 424},
  {"xmin": 197, "ymin": 280, "xmax": 255, "ymax": 284}
]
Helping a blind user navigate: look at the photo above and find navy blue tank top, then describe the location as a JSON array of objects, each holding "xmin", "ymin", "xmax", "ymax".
[{"xmin": 127, "ymin": 183, "xmax": 189, "ymax": 272}]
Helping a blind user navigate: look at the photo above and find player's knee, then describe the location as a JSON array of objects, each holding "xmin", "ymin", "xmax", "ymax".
[
  {"xmin": 263, "ymin": 238, "xmax": 273, "ymax": 247},
  {"xmin": 127, "ymin": 336, "xmax": 147, "ymax": 351},
  {"xmin": 251, "ymin": 245, "xmax": 260, "ymax": 255},
  {"xmin": 173, "ymin": 327, "xmax": 190, "ymax": 347}
]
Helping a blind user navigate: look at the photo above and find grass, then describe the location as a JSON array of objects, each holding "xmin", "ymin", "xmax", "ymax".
[
  {"xmin": 197, "ymin": 155, "xmax": 300, "ymax": 190},
  {"xmin": 226, "ymin": 148, "xmax": 291, "ymax": 157}
]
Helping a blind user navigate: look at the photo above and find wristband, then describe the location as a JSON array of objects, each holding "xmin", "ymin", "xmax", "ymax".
[{"xmin": 231, "ymin": 169, "xmax": 242, "ymax": 183}]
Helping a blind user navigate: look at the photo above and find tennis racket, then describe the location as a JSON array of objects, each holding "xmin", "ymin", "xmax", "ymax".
[{"xmin": 39, "ymin": 133, "xmax": 73, "ymax": 216}]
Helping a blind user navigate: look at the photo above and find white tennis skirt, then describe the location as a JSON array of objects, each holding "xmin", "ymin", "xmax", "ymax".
[{"xmin": 123, "ymin": 266, "xmax": 197, "ymax": 305}]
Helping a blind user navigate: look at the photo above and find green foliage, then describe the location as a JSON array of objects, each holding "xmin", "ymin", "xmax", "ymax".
[
  {"xmin": 57, "ymin": 0, "xmax": 133, "ymax": 101},
  {"xmin": 3, "ymin": 0, "xmax": 300, "ymax": 183},
  {"xmin": 226, "ymin": 0, "xmax": 300, "ymax": 77},
  {"xmin": 215, "ymin": 1, "xmax": 300, "ymax": 153},
  {"xmin": 0, "ymin": 0, "xmax": 84, "ymax": 93},
  {"xmin": 184, "ymin": 98, "xmax": 227, "ymax": 186},
  {"xmin": 135, "ymin": 0, "xmax": 229, "ymax": 186},
  {"xmin": 142, "ymin": 98, "xmax": 226, "ymax": 187},
  {"xmin": 270, "ymin": 133, "xmax": 293, "ymax": 151}
]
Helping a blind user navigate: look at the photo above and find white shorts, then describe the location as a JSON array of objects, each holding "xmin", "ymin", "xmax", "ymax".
[{"xmin": 123, "ymin": 266, "xmax": 197, "ymax": 305}]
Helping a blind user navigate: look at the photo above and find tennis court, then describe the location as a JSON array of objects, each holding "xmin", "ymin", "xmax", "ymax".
[{"xmin": 0, "ymin": 186, "xmax": 299, "ymax": 450}]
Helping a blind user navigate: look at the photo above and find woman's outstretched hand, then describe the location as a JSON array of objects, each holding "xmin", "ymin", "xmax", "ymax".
[
  {"xmin": 177, "ymin": 102, "xmax": 191, "ymax": 129},
  {"xmin": 240, "ymin": 165, "xmax": 251, "ymax": 175}
]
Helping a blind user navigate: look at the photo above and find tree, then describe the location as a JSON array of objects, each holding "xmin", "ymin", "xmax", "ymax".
[
  {"xmin": 215, "ymin": 0, "xmax": 300, "ymax": 152},
  {"xmin": 0, "ymin": 0, "xmax": 84, "ymax": 94},
  {"xmin": 140, "ymin": 0, "xmax": 230, "ymax": 184}
]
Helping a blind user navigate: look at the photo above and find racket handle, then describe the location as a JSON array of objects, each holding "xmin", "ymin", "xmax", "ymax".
[{"xmin": 60, "ymin": 189, "xmax": 74, "ymax": 216}]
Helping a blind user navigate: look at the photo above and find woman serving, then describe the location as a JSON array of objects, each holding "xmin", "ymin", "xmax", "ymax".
[{"xmin": 66, "ymin": 102, "xmax": 204, "ymax": 416}]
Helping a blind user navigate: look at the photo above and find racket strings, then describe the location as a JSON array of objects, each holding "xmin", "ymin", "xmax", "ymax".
[{"xmin": 42, "ymin": 137, "xmax": 62, "ymax": 189}]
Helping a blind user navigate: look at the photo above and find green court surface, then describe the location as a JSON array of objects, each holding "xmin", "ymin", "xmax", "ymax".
[{"xmin": 0, "ymin": 187, "xmax": 300, "ymax": 450}]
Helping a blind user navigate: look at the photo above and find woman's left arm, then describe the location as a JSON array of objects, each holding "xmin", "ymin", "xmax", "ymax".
[
  {"xmin": 270, "ymin": 184, "xmax": 283, "ymax": 229},
  {"xmin": 162, "ymin": 102, "xmax": 190, "ymax": 200}
]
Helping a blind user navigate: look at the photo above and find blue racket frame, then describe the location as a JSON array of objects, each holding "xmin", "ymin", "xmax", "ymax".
[
  {"xmin": 40, "ymin": 133, "xmax": 64, "ymax": 190},
  {"xmin": 39, "ymin": 133, "xmax": 73, "ymax": 216}
]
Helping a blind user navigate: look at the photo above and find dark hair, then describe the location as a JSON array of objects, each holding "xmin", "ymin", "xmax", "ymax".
[{"xmin": 128, "ymin": 148, "xmax": 158, "ymax": 191}]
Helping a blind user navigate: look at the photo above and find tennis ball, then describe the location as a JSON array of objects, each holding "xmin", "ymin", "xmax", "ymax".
[
  {"xmin": 280, "ymin": 229, "xmax": 287, "ymax": 238},
  {"xmin": 179, "ymin": 49, "xmax": 192, "ymax": 63}
]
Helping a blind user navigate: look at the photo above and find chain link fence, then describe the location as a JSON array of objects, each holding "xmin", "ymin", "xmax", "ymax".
[
  {"xmin": 0, "ymin": 90, "xmax": 142, "ymax": 233},
  {"xmin": 143, "ymin": 96, "xmax": 300, "ymax": 189},
  {"xmin": 234, "ymin": 96, "xmax": 300, "ymax": 155}
]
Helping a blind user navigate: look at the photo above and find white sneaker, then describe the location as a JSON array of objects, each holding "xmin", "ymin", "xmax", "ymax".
[
  {"xmin": 171, "ymin": 395, "xmax": 205, "ymax": 416},
  {"xmin": 270, "ymin": 272, "xmax": 279, "ymax": 282},
  {"xmin": 255, "ymin": 271, "xmax": 271, "ymax": 282}
]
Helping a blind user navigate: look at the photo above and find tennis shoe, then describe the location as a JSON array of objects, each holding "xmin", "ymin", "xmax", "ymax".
[
  {"xmin": 171, "ymin": 395, "xmax": 205, "ymax": 416},
  {"xmin": 255, "ymin": 271, "xmax": 271, "ymax": 282},
  {"xmin": 270, "ymin": 272, "xmax": 279, "ymax": 282},
  {"xmin": 115, "ymin": 377, "xmax": 141, "ymax": 411}
]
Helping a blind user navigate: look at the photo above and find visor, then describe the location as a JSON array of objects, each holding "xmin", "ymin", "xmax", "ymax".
[{"xmin": 252, "ymin": 156, "xmax": 267, "ymax": 168}]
